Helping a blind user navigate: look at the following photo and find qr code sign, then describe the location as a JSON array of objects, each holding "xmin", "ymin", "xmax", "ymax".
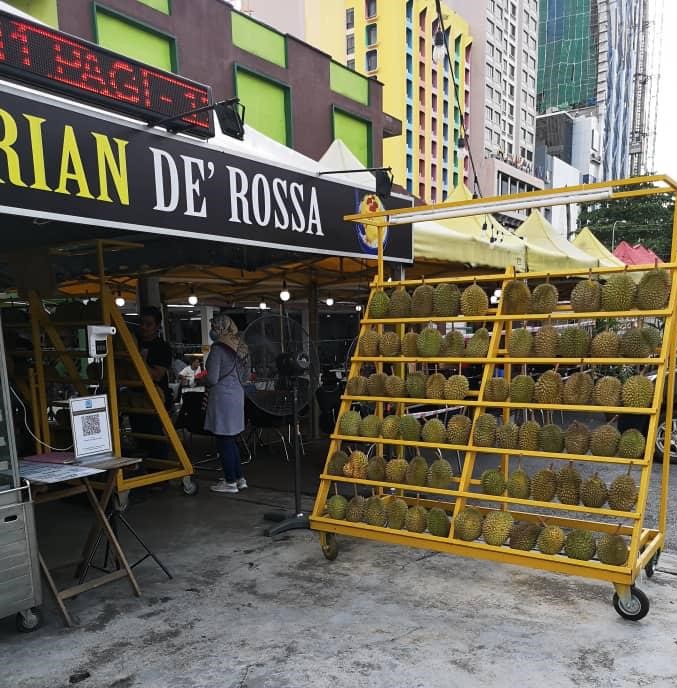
[{"xmin": 81, "ymin": 413, "xmax": 102, "ymax": 437}]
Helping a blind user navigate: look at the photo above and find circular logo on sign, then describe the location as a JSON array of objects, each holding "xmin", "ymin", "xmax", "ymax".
[{"xmin": 355, "ymin": 192, "xmax": 388, "ymax": 255}]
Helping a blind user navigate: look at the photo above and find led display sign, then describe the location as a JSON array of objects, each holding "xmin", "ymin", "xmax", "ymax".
[{"xmin": 0, "ymin": 9, "xmax": 214, "ymax": 137}]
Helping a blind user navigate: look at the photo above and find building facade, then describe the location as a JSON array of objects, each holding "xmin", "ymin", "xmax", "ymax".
[{"xmin": 5, "ymin": 0, "xmax": 400, "ymax": 167}]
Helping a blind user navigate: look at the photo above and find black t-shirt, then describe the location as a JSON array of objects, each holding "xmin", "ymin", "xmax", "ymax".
[{"xmin": 139, "ymin": 336, "xmax": 172, "ymax": 405}]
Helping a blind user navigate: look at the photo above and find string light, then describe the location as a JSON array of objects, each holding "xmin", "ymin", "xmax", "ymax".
[
  {"xmin": 325, "ymin": 297, "xmax": 334, "ymax": 306},
  {"xmin": 114, "ymin": 291, "xmax": 125, "ymax": 308},
  {"xmin": 188, "ymin": 286, "xmax": 198, "ymax": 306},
  {"xmin": 279, "ymin": 281, "xmax": 291, "ymax": 302}
]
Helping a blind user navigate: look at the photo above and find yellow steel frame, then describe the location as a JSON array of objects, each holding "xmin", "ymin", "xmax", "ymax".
[{"xmin": 310, "ymin": 175, "xmax": 677, "ymax": 601}]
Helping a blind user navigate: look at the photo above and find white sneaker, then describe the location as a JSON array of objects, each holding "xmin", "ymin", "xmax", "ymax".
[
  {"xmin": 210, "ymin": 480, "xmax": 238, "ymax": 494},
  {"xmin": 236, "ymin": 478, "xmax": 248, "ymax": 490}
]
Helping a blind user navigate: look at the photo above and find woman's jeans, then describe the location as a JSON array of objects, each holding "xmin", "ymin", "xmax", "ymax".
[{"xmin": 216, "ymin": 435, "xmax": 242, "ymax": 483}]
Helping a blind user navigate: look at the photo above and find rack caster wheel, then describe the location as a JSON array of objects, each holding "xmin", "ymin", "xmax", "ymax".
[
  {"xmin": 613, "ymin": 586, "xmax": 650, "ymax": 621},
  {"xmin": 182, "ymin": 477, "xmax": 199, "ymax": 496},
  {"xmin": 320, "ymin": 533, "xmax": 338, "ymax": 561},
  {"xmin": 16, "ymin": 608, "xmax": 42, "ymax": 633},
  {"xmin": 646, "ymin": 549, "xmax": 661, "ymax": 578}
]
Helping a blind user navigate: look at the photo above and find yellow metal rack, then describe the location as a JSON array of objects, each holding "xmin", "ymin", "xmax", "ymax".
[{"xmin": 310, "ymin": 176, "xmax": 677, "ymax": 619}]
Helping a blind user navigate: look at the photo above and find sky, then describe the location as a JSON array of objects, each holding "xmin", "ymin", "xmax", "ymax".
[{"xmin": 652, "ymin": 0, "xmax": 675, "ymax": 177}]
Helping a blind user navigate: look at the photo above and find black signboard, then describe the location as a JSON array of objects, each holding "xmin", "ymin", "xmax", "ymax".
[
  {"xmin": 0, "ymin": 87, "xmax": 413, "ymax": 262},
  {"xmin": 0, "ymin": 9, "xmax": 214, "ymax": 137}
]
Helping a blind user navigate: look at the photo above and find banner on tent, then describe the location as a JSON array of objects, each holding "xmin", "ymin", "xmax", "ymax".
[{"xmin": 0, "ymin": 87, "xmax": 413, "ymax": 262}]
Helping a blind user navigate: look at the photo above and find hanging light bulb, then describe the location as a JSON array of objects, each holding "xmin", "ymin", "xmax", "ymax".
[
  {"xmin": 279, "ymin": 281, "xmax": 291, "ymax": 302},
  {"xmin": 355, "ymin": 304, "xmax": 362, "ymax": 312},
  {"xmin": 114, "ymin": 291, "xmax": 125, "ymax": 308},
  {"xmin": 259, "ymin": 301, "xmax": 267, "ymax": 310},
  {"xmin": 481, "ymin": 221, "xmax": 488, "ymax": 234},
  {"xmin": 325, "ymin": 297, "xmax": 335, "ymax": 307},
  {"xmin": 188, "ymin": 286, "xmax": 198, "ymax": 306},
  {"xmin": 490, "ymin": 295, "xmax": 499, "ymax": 305},
  {"xmin": 493, "ymin": 289, "xmax": 502, "ymax": 298},
  {"xmin": 432, "ymin": 29, "xmax": 446, "ymax": 65}
]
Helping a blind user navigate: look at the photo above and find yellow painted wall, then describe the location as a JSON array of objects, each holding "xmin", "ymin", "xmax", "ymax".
[{"xmin": 304, "ymin": 0, "xmax": 346, "ymax": 62}]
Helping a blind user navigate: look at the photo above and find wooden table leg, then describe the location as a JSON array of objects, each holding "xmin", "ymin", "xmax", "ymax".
[
  {"xmin": 39, "ymin": 552, "xmax": 75, "ymax": 627},
  {"xmin": 83, "ymin": 478, "xmax": 140, "ymax": 597}
]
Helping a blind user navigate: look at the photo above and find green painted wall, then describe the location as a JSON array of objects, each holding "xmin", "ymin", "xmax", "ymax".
[
  {"xmin": 333, "ymin": 110, "xmax": 371, "ymax": 167},
  {"xmin": 137, "ymin": 0, "xmax": 170, "ymax": 14},
  {"xmin": 7, "ymin": 0, "xmax": 58, "ymax": 27},
  {"xmin": 95, "ymin": 10, "xmax": 174, "ymax": 72},
  {"xmin": 330, "ymin": 62, "xmax": 369, "ymax": 106},
  {"xmin": 231, "ymin": 12, "xmax": 287, "ymax": 68},
  {"xmin": 235, "ymin": 69, "xmax": 289, "ymax": 145}
]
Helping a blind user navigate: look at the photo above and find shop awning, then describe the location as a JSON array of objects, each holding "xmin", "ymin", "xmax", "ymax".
[
  {"xmin": 572, "ymin": 228, "xmax": 627, "ymax": 269},
  {"xmin": 613, "ymin": 241, "xmax": 663, "ymax": 265}
]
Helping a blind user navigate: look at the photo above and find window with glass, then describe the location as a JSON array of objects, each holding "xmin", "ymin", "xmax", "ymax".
[
  {"xmin": 347, "ymin": 58, "xmax": 355, "ymax": 70},
  {"xmin": 366, "ymin": 23, "xmax": 377, "ymax": 46},
  {"xmin": 346, "ymin": 8, "xmax": 354, "ymax": 29},
  {"xmin": 346, "ymin": 34, "xmax": 355, "ymax": 54},
  {"xmin": 366, "ymin": 49, "xmax": 377, "ymax": 71},
  {"xmin": 366, "ymin": 0, "xmax": 377, "ymax": 19}
]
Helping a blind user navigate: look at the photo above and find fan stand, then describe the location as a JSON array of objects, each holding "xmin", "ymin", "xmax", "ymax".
[{"xmin": 264, "ymin": 378, "xmax": 310, "ymax": 536}]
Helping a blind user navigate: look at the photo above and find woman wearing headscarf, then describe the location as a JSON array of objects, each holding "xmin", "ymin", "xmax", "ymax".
[{"xmin": 205, "ymin": 314, "xmax": 248, "ymax": 493}]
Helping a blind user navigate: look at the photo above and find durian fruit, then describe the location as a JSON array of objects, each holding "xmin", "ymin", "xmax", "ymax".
[
  {"xmin": 454, "ymin": 506, "xmax": 484, "ymax": 541},
  {"xmin": 466, "ymin": 327, "xmax": 491, "ymax": 357},
  {"xmin": 427, "ymin": 457, "xmax": 453, "ymax": 488},
  {"xmin": 400, "ymin": 415, "xmax": 421, "ymax": 440},
  {"xmin": 427, "ymin": 507, "xmax": 451, "ymax": 537},
  {"xmin": 531, "ymin": 466, "xmax": 558, "ymax": 502},
  {"xmin": 641, "ymin": 325, "xmax": 662, "ymax": 352},
  {"xmin": 402, "ymin": 330, "xmax": 419, "ymax": 357},
  {"xmin": 405, "ymin": 372, "xmax": 426, "ymax": 398},
  {"xmin": 636, "ymin": 267, "xmax": 671, "ymax": 310},
  {"xmin": 480, "ymin": 467, "xmax": 506, "ymax": 496},
  {"xmin": 532, "ymin": 281, "xmax": 559, "ymax": 314},
  {"xmin": 589, "ymin": 422, "xmax": 621, "ymax": 457},
  {"xmin": 386, "ymin": 497, "xmax": 408, "ymax": 529},
  {"xmin": 608, "ymin": 469, "xmax": 638, "ymax": 511},
  {"xmin": 622, "ymin": 375, "xmax": 654, "ymax": 407},
  {"xmin": 417, "ymin": 327, "xmax": 443, "ymax": 357},
  {"xmin": 496, "ymin": 422, "xmax": 520, "ymax": 449},
  {"xmin": 534, "ymin": 324, "xmax": 561, "ymax": 358},
  {"xmin": 617, "ymin": 429, "xmax": 646, "ymax": 459},
  {"xmin": 433, "ymin": 283, "xmax": 461, "ymax": 316},
  {"xmin": 502, "ymin": 279, "xmax": 532, "ymax": 314},
  {"xmin": 381, "ymin": 415, "xmax": 401, "ymax": 439},
  {"xmin": 518, "ymin": 420, "xmax": 541, "ymax": 452},
  {"xmin": 385, "ymin": 457, "xmax": 408, "ymax": 483},
  {"xmin": 473, "ymin": 413, "xmax": 498, "ymax": 447},
  {"xmin": 411, "ymin": 283, "xmax": 434, "ymax": 317},
  {"xmin": 366, "ymin": 455, "xmax": 386, "ymax": 481},
  {"xmin": 556, "ymin": 461, "xmax": 582, "ymax": 505},
  {"xmin": 537, "ymin": 524, "xmax": 566, "ymax": 554},
  {"xmin": 367, "ymin": 372, "xmax": 387, "ymax": 397},
  {"xmin": 447, "ymin": 414, "xmax": 472, "ymax": 445},
  {"xmin": 343, "ymin": 450, "xmax": 369, "ymax": 478},
  {"xmin": 338, "ymin": 410, "xmax": 361, "ymax": 436},
  {"xmin": 460, "ymin": 282, "xmax": 489, "ymax": 316},
  {"xmin": 539, "ymin": 424, "xmax": 564, "ymax": 452},
  {"xmin": 507, "ymin": 465, "xmax": 531, "ymax": 499},
  {"xmin": 384, "ymin": 374, "xmax": 405, "ymax": 398},
  {"xmin": 563, "ymin": 371, "xmax": 594, "ymax": 405},
  {"xmin": 601, "ymin": 273, "xmax": 637, "ymax": 312},
  {"xmin": 364, "ymin": 496, "xmax": 387, "ymax": 526},
  {"xmin": 590, "ymin": 330, "xmax": 621, "ymax": 358},
  {"xmin": 327, "ymin": 450, "xmax": 349, "ymax": 476},
  {"xmin": 369, "ymin": 290, "xmax": 390, "ymax": 319},
  {"xmin": 564, "ymin": 420, "xmax": 590, "ymax": 455},
  {"xmin": 482, "ymin": 511, "xmax": 514, "ymax": 546},
  {"xmin": 359, "ymin": 328, "xmax": 380, "ymax": 356},
  {"xmin": 426, "ymin": 372, "xmax": 447, "ymax": 399},
  {"xmin": 405, "ymin": 505, "xmax": 428, "ymax": 533},
  {"xmin": 510, "ymin": 374, "xmax": 535, "ymax": 402},
  {"xmin": 558, "ymin": 326, "xmax": 590, "ymax": 358},
  {"xmin": 508, "ymin": 328, "xmax": 534, "ymax": 358},
  {"xmin": 379, "ymin": 331, "xmax": 401, "ymax": 357},
  {"xmin": 389, "ymin": 287, "xmax": 412, "ymax": 318},
  {"xmin": 345, "ymin": 496, "xmax": 366, "ymax": 522},
  {"xmin": 485, "ymin": 377, "xmax": 510, "ymax": 402},
  {"xmin": 580, "ymin": 472, "xmax": 608, "ymax": 508},
  {"xmin": 570, "ymin": 278, "xmax": 601, "ymax": 312},
  {"xmin": 564, "ymin": 529, "xmax": 596, "ymax": 561},
  {"xmin": 534, "ymin": 370, "xmax": 563, "ymax": 404},
  {"xmin": 421, "ymin": 419, "xmax": 447, "ymax": 444},
  {"xmin": 509, "ymin": 522, "xmax": 542, "ymax": 550},
  {"xmin": 592, "ymin": 376, "xmax": 622, "ymax": 407},
  {"xmin": 346, "ymin": 375, "xmax": 368, "ymax": 396},
  {"xmin": 326, "ymin": 494, "xmax": 348, "ymax": 519},
  {"xmin": 441, "ymin": 330, "xmax": 465, "ymax": 357},
  {"xmin": 596, "ymin": 532, "xmax": 629, "ymax": 566},
  {"xmin": 620, "ymin": 327, "xmax": 652, "ymax": 358},
  {"xmin": 444, "ymin": 374, "xmax": 470, "ymax": 400}
]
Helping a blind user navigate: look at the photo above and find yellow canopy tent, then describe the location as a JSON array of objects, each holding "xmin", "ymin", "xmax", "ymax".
[
  {"xmin": 572, "ymin": 227, "xmax": 642, "ymax": 281},
  {"xmin": 515, "ymin": 209, "xmax": 598, "ymax": 271}
]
